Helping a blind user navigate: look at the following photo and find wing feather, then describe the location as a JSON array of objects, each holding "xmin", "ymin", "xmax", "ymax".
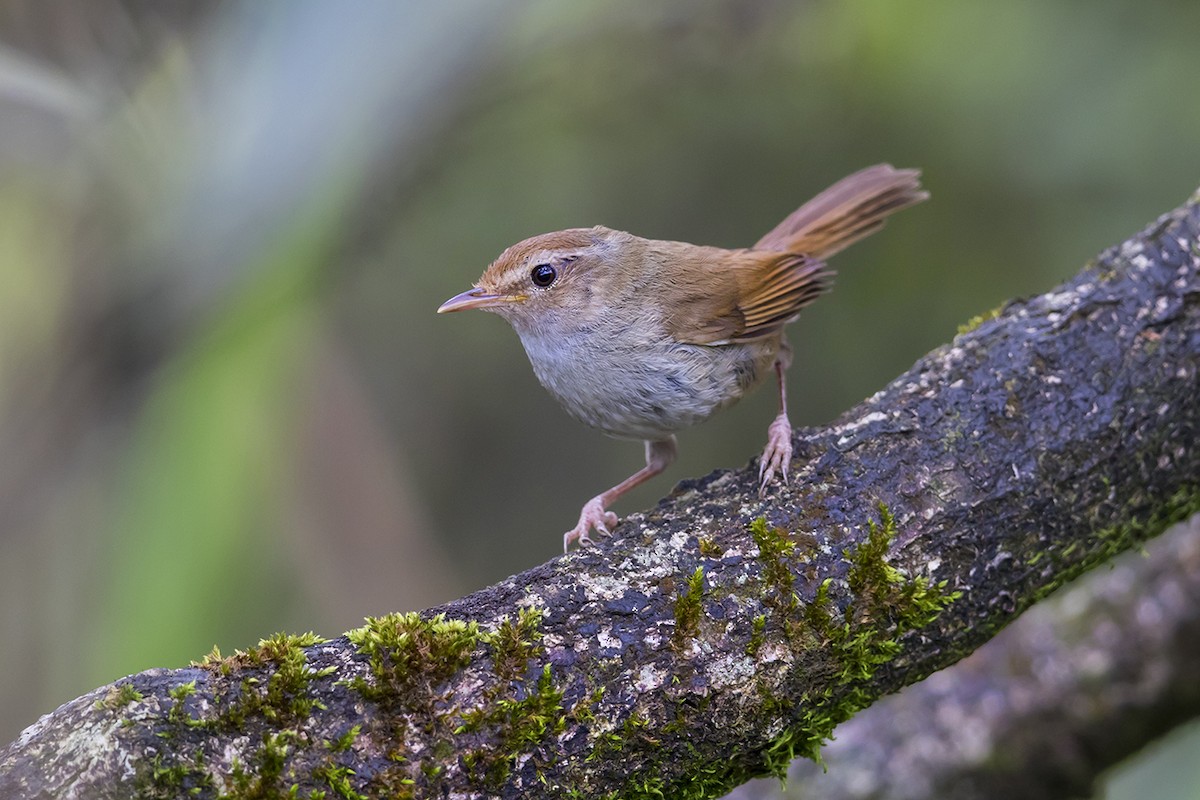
[
  {"xmin": 658, "ymin": 165, "xmax": 923, "ymax": 346},
  {"xmin": 665, "ymin": 248, "xmax": 833, "ymax": 345}
]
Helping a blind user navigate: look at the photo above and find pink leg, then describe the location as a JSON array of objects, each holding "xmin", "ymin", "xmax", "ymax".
[
  {"xmin": 564, "ymin": 436, "xmax": 677, "ymax": 552},
  {"xmin": 759, "ymin": 359, "xmax": 793, "ymax": 495}
]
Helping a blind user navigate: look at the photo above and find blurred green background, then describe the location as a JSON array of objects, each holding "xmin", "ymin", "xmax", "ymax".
[{"xmin": 1, "ymin": 0, "xmax": 1198, "ymax": 794}]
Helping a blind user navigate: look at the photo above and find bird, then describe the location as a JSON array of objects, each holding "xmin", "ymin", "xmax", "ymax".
[{"xmin": 438, "ymin": 164, "xmax": 927, "ymax": 552}]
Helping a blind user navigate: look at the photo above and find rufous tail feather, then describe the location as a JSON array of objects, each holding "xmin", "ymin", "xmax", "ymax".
[{"xmin": 755, "ymin": 164, "xmax": 928, "ymax": 259}]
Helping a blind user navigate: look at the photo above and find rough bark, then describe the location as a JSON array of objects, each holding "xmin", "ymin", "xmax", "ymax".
[
  {"xmin": 2, "ymin": 189, "xmax": 1198, "ymax": 799},
  {"xmin": 726, "ymin": 514, "xmax": 1200, "ymax": 800}
]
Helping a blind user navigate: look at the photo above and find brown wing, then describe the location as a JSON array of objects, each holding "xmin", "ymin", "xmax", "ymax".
[
  {"xmin": 661, "ymin": 165, "xmax": 923, "ymax": 346},
  {"xmin": 664, "ymin": 247, "xmax": 833, "ymax": 346}
]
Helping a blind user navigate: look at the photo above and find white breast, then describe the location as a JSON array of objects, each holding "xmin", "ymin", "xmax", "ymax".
[{"xmin": 515, "ymin": 323, "xmax": 773, "ymax": 440}]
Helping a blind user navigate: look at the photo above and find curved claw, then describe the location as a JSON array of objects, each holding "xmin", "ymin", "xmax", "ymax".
[
  {"xmin": 563, "ymin": 529, "xmax": 593, "ymax": 551},
  {"xmin": 758, "ymin": 415, "xmax": 793, "ymax": 496},
  {"xmin": 563, "ymin": 498, "xmax": 620, "ymax": 553}
]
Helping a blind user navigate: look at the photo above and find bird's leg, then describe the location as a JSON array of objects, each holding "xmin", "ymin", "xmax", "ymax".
[
  {"xmin": 564, "ymin": 436, "xmax": 677, "ymax": 552},
  {"xmin": 759, "ymin": 353, "xmax": 794, "ymax": 495}
]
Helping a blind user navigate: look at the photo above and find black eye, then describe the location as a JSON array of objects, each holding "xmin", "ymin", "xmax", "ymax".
[{"xmin": 530, "ymin": 263, "xmax": 557, "ymax": 288}]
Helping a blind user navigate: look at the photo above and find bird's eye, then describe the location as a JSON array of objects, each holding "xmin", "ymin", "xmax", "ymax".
[{"xmin": 530, "ymin": 263, "xmax": 557, "ymax": 288}]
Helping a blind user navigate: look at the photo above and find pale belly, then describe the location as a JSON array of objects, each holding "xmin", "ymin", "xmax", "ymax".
[{"xmin": 519, "ymin": 332, "xmax": 778, "ymax": 441}]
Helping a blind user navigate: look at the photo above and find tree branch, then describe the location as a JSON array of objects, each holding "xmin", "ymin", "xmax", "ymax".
[
  {"xmin": 726, "ymin": 514, "xmax": 1200, "ymax": 800},
  {"xmin": 2, "ymin": 189, "xmax": 1198, "ymax": 800}
]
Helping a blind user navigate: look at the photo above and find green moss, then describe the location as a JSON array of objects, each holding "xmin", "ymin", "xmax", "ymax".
[
  {"xmin": 166, "ymin": 680, "xmax": 205, "ymax": 729},
  {"xmin": 138, "ymin": 631, "xmax": 346, "ymax": 798},
  {"xmin": 312, "ymin": 763, "xmax": 368, "ymax": 800},
  {"xmin": 342, "ymin": 608, "xmax": 570, "ymax": 794},
  {"xmin": 489, "ymin": 607, "xmax": 545, "ymax": 681},
  {"xmin": 342, "ymin": 613, "xmax": 482, "ymax": 794},
  {"xmin": 621, "ymin": 711, "xmax": 651, "ymax": 738},
  {"xmin": 585, "ymin": 710, "xmax": 663, "ymax": 776},
  {"xmin": 204, "ymin": 632, "xmax": 334, "ymax": 732},
  {"xmin": 225, "ymin": 731, "xmax": 297, "ymax": 799},
  {"xmin": 138, "ymin": 752, "xmax": 215, "ymax": 799},
  {"xmin": 169, "ymin": 680, "xmax": 197, "ymax": 700},
  {"xmin": 604, "ymin": 509, "xmax": 960, "ymax": 797},
  {"xmin": 719, "ymin": 490, "xmax": 1196, "ymax": 788},
  {"xmin": 955, "ymin": 304, "xmax": 1002, "ymax": 336},
  {"xmin": 326, "ymin": 724, "xmax": 361, "ymax": 754},
  {"xmin": 347, "ymin": 612, "xmax": 480, "ymax": 704},
  {"xmin": 569, "ymin": 686, "xmax": 605, "ymax": 726},
  {"xmin": 801, "ymin": 578, "xmax": 837, "ymax": 642},
  {"xmin": 96, "ymin": 681, "xmax": 143, "ymax": 711},
  {"xmin": 673, "ymin": 567, "xmax": 706, "ymax": 646},
  {"xmin": 357, "ymin": 756, "xmax": 414, "ymax": 800},
  {"xmin": 141, "ymin": 619, "xmax": 465, "ymax": 799},
  {"xmin": 1034, "ymin": 485, "xmax": 1200, "ymax": 602},
  {"xmin": 845, "ymin": 505, "xmax": 902, "ymax": 602},
  {"xmin": 458, "ymin": 659, "xmax": 568, "ymax": 787},
  {"xmin": 697, "ymin": 536, "xmax": 724, "ymax": 558},
  {"xmin": 610, "ymin": 738, "xmax": 773, "ymax": 800},
  {"xmin": 750, "ymin": 508, "xmax": 960, "ymax": 773},
  {"xmin": 467, "ymin": 663, "xmax": 567, "ymax": 785},
  {"xmin": 749, "ymin": 518, "xmax": 798, "ymax": 616},
  {"xmin": 745, "ymin": 614, "xmax": 767, "ymax": 657},
  {"xmin": 197, "ymin": 644, "xmax": 229, "ymax": 673},
  {"xmin": 199, "ymin": 632, "xmax": 325, "ymax": 673},
  {"xmin": 258, "ymin": 633, "xmax": 334, "ymax": 723}
]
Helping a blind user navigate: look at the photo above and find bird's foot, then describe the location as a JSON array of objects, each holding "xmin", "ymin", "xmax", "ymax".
[
  {"xmin": 759, "ymin": 414, "xmax": 793, "ymax": 496},
  {"xmin": 563, "ymin": 497, "xmax": 620, "ymax": 552}
]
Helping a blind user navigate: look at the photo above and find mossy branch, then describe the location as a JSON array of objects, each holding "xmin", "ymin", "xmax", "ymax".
[
  {"xmin": 2, "ymin": 188, "xmax": 1198, "ymax": 800},
  {"xmin": 728, "ymin": 515, "xmax": 1200, "ymax": 800}
]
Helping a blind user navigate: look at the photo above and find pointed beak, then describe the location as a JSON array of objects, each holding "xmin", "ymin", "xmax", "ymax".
[{"xmin": 437, "ymin": 288, "xmax": 523, "ymax": 313}]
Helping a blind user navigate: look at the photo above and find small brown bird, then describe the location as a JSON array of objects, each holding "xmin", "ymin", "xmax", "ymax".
[{"xmin": 439, "ymin": 164, "xmax": 927, "ymax": 552}]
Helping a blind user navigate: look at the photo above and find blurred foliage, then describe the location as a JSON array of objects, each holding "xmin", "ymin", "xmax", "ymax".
[{"xmin": 0, "ymin": 1, "xmax": 1197, "ymax": 796}]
